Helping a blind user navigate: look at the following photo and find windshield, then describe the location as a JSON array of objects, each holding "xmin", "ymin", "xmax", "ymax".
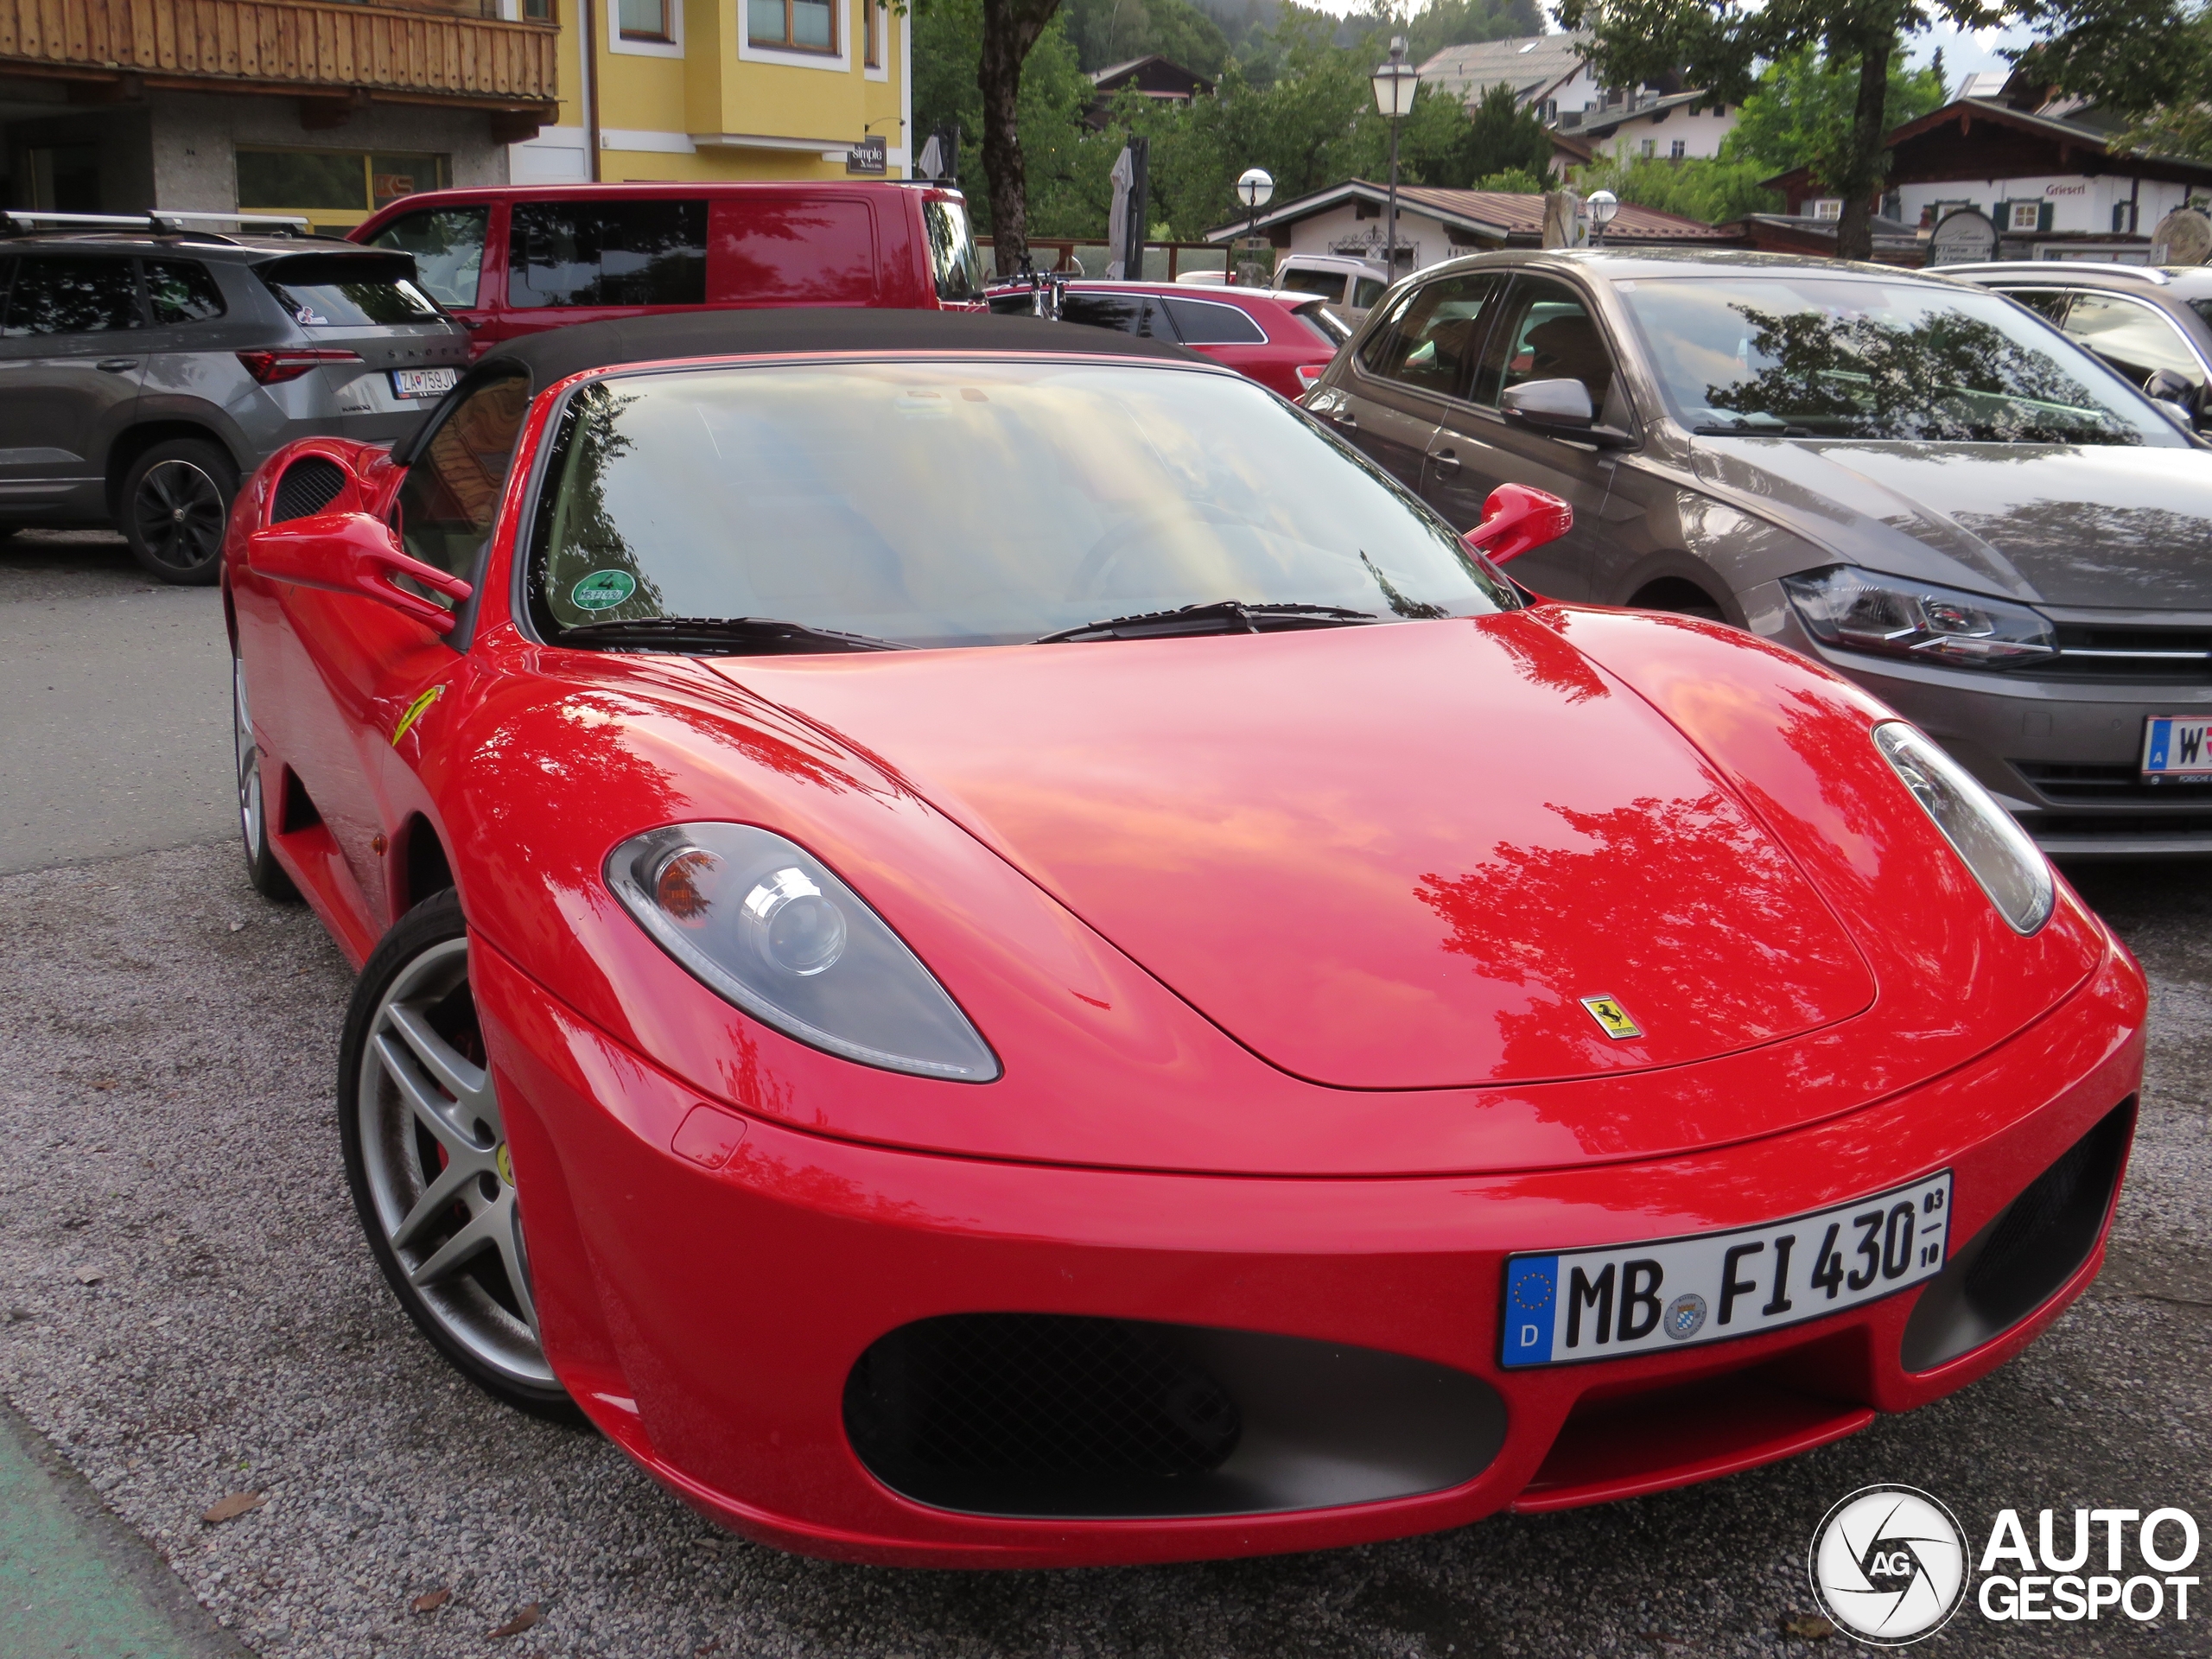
[
  {"xmin": 525, "ymin": 360, "xmax": 1513, "ymax": 649},
  {"xmin": 1278, "ymin": 268, "xmax": 1347, "ymax": 303},
  {"xmin": 1617, "ymin": 276, "xmax": 2180, "ymax": 445}
]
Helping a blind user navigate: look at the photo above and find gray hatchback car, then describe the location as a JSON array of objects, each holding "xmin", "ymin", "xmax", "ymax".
[
  {"xmin": 0, "ymin": 215, "xmax": 471, "ymax": 583},
  {"xmin": 1304, "ymin": 248, "xmax": 2212, "ymax": 857}
]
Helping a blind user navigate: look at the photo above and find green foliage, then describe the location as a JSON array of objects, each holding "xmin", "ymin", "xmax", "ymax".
[
  {"xmin": 1059, "ymin": 0, "xmax": 1231, "ymax": 76},
  {"xmin": 2026, "ymin": 0, "xmax": 2212, "ymax": 161},
  {"xmin": 1577, "ymin": 153, "xmax": 1782, "ymax": 220},
  {"xmin": 1474, "ymin": 167, "xmax": 1548, "ymax": 191},
  {"xmin": 912, "ymin": 0, "xmax": 1102, "ymax": 236},
  {"xmin": 1719, "ymin": 44, "xmax": 1948, "ymax": 187},
  {"xmin": 1403, "ymin": 0, "xmax": 1547, "ymax": 62}
]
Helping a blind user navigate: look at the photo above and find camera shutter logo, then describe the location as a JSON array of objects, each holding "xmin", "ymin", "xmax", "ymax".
[{"xmin": 1808, "ymin": 1484, "xmax": 1970, "ymax": 1645}]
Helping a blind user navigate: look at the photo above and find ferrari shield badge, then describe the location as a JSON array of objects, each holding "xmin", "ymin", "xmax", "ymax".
[{"xmin": 1580, "ymin": 995, "xmax": 1643, "ymax": 1040}]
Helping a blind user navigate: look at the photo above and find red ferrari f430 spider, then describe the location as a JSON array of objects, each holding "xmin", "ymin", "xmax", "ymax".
[{"xmin": 225, "ymin": 310, "xmax": 2144, "ymax": 1567}]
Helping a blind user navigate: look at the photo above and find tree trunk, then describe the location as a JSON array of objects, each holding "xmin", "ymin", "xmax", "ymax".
[
  {"xmin": 977, "ymin": 0, "xmax": 1060, "ymax": 272},
  {"xmin": 1835, "ymin": 33, "xmax": 1893, "ymax": 264}
]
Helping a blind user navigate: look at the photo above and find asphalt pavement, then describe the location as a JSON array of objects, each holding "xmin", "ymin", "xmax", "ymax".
[{"xmin": 0, "ymin": 543, "xmax": 2206, "ymax": 1658}]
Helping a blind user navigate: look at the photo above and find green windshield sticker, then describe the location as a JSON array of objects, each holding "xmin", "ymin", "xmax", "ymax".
[{"xmin": 571, "ymin": 569, "xmax": 637, "ymax": 612}]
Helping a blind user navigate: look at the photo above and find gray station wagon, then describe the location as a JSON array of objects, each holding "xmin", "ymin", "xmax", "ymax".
[
  {"xmin": 0, "ymin": 213, "xmax": 471, "ymax": 583},
  {"xmin": 1304, "ymin": 248, "xmax": 2212, "ymax": 857}
]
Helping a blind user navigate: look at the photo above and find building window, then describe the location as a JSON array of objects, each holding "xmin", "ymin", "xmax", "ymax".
[
  {"xmin": 2115, "ymin": 200, "xmax": 2139, "ymax": 233},
  {"xmin": 523, "ymin": 0, "xmax": 549, "ymax": 16},
  {"xmin": 1639, "ymin": 138, "xmax": 1656, "ymax": 158},
  {"xmin": 2010, "ymin": 200, "xmax": 2043, "ymax": 232},
  {"xmin": 236, "ymin": 148, "xmax": 449, "ymax": 235},
  {"xmin": 1669, "ymin": 139, "xmax": 1685, "ymax": 159},
  {"xmin": 749, "ymin": 0, "xmax": 834, "ymax": 50},
  {"xmin": 1810, "ymin": 197, "xmax": 1843, "ymax": 220},
  {"xmin": 619, "ymin": 0, "xmax": 670, "ymax": 38},
  {"xmin": 864, "ymin": 0, "xmax": 880, "ymax": 66}
]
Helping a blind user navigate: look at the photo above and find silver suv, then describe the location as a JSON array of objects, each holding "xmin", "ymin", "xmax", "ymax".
[{"xmin": 0, "ymin": 213, "xmax": 471, "ymax": 583}]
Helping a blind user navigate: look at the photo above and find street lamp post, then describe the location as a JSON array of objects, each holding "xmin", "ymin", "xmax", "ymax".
[
  {"xmin": 1370, "ymin": 35, "xmax": 1418, "ymax": 281},
  {"xmin": 1236, "ymin": 166, "xmax": 1274, "ymax": 285},
  {"xmin": 1586, "ymin": 188, "xmax": 1619, "ymax": 248}
]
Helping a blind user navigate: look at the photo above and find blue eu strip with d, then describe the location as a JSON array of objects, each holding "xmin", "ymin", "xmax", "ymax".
[{"xmin": 1502, "ymin": 1255, "xmax": 1558, "ymax": 1367}]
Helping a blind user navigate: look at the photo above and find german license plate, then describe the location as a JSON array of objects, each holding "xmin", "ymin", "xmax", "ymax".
[
  {"xmin": 2141, "ymin": 716, "xmax": 2212, "ymax": 780},
  {"xmin": 390, "ymin": 367, "xmax": 457, "ymax": 400},
  {"xmin": 1500, "ymin": 1171, "xmax": 1952, "ymax": 1368}
]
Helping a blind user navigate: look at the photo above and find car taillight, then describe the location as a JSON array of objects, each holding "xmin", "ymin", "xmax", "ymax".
[
  {"xmin": 1295, "ymin": 362, "xmax": 1331, "ymax": 390},
  {"xmin": 237, "ymin": 348, "xmax": 364, "ymax": 385}
]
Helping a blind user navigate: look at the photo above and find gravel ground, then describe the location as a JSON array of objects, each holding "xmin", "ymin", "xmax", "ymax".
[{"xmin": 0, "ymin": 841, "xmax": 2206, "ymax": 1658}]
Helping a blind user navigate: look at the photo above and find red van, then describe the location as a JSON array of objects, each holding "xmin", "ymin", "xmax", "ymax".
[{"xmin": 349, "ymin": 181, "xmax": 986, "ymax": 348}]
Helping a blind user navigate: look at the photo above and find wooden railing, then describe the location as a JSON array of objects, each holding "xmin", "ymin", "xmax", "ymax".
[{"xmin": 0, "ymin": 0, "xmax": 558, "ymax": 105}]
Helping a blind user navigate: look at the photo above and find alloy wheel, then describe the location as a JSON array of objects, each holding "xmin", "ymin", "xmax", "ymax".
[
  {"xmin": 133, "ymin": 459, "xmax": 227, "ymax": 573},
  {"xmin": 353, "ymin": 937, "xmax": 555, "ymax": 1390}
]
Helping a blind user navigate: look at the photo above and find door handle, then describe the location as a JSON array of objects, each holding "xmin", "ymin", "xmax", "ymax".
[
  {"xmin": 97, "ymin": 358, "xmax": 139, "ymax": 373},
  {"xmin": 1429, "ymin": 448, "xmax": 1461, "ymax": 476}
]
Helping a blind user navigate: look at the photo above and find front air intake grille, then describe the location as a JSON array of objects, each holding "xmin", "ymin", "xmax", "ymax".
[
  {"xmin": 2013, "ymin": 760, "xmax": 2212, "ymax": 804},
  {"xmin": 844, "ymin": 1314, "xmax": 1506, "ymax": 1519},
  {"xmin": 1901, "ymin": 1099, "xmax": 2133, "ymax": 1372},
  {"xmin": 270, "ymin": 454, "xmax": 347, "ymax": 524},
  {"xmin": 849, "ymin": 1314, "xmax": 1241, "ymax": 1482}
]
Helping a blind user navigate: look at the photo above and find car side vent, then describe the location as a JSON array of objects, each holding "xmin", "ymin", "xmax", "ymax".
[
  {"xmin": 1901, "ymin": 1098, "xmax": 2133, "ymax": 1372},
  {"xmin": 844, "ymin": 1313, "xmax": 1505, "ymax": 1520},
  {"xmin": 270, "ymin": 455, "xmax": 347, "ymax": 524}
]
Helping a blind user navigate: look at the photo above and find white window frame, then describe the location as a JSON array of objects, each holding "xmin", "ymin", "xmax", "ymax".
[
  {"xmin": 1809, "ymin": 198, "xmax": 1843, "ymax": 220},
  {"xmin": 2008, "ymin": 200, "xmax": 2042, "ymax": 232},
  {"xmin": 740, "ymin": 0, "xmax": 852, "ymax": 71},
  {"xmin": 862, "ymin": 0, "xmax": 889, "ymax": 80},
  {"xmin": 608, "ymin": 0, "xmax": 683, "ymax": 58}
]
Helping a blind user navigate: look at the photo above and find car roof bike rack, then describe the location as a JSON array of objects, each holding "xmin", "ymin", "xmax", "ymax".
[{"xmin": 1939, "ymin": 260, "xmax": 2174, "ymax": 284}]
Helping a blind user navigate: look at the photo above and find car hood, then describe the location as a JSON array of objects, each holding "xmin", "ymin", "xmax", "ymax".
[
  {"xmin": 1688, "ymin": 438, "xmax": 2212, "ymax": 609},
  {"xmin": 709, "ymin": 617, "xmax": 1876, "ymax": 1091}
]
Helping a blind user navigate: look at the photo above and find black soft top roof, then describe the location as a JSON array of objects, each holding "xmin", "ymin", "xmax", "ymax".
[{"xmin": 475, "ymin": 306, "xmax": 1198, "ymax": 392}]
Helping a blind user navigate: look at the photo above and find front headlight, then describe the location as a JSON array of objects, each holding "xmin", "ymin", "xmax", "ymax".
[
  {"xmin": 607, "ymin": 823, "xmax": 1001, "ymax": 1082},
  {"xmin": 1782, "ymin": 565, "xmax": 2057, "ymax": 669},
  {"xmin": 1873, "ymin": 723, "xmax": 2055, "ymax": 935}
]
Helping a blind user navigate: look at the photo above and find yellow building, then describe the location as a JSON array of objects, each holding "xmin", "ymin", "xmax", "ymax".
[
  {"xmin": 510, "ymin": 0, "xmax": 911, "ymax": 186},
  {"xmin": 0, "ymin": 0, "xmax": 901, "ymax": 236}
]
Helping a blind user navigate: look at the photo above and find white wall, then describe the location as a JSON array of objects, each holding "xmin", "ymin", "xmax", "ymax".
[
  {"xmin": 1894, "ymin": 173, "xmax": 2197, "ymax": 237},
  {"xmin": 1277, "ymin": 202, "xmax": 1480, "ymax": 274},
  {"xmin": 1599, "ymin": 103, "xmax": 1736, "ymax": 162}
]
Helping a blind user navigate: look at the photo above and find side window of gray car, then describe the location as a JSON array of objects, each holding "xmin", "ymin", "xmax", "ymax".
[
  {"xmin": 143, "ymin": 260, "xmax": 226, "ymax": 325},
  {"xmin": 3, "ymin": 255, "xmax": 144, "ymax": 335},
  {"xmin": 1472, "ymin": 276, "xmax": 1625, "ymax": 425},
  {"xmin": 1357, "ymin": 274, "xmax": 1502, "ymax": 397},
  {"xmin": 2002, "ymin": 288, "xmax": 2070, "ymax": 324},
  {"xmin": 2060, "ymin": 292, "xmax": 2205, "ymax": 394}
]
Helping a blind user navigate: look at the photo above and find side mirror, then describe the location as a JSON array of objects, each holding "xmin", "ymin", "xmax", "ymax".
[
  {"xmin": 246, "ymin": 512, "xmax": 470, "ymax": 633},
  {"xmin": 2145, "ymin": 368, "xmax": 2200, "ymax": 429},
  {"xmin": 1501, "ymin": 378, "xmax": 1637, "ymax": 449},
  {"xmin": 1465, "ymin": 483, "xmax": 1573, "ymax": 567}
]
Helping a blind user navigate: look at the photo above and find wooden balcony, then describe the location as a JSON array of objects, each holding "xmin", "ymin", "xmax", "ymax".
[{"xmin": 0, "ymin": 0, "xmax": 557, "ymax": 111}]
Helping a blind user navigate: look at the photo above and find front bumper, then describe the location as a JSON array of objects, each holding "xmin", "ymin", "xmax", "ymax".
[
  {"xmin": 474, "ymin": 933, "xmax": 2143, "ymax": 1568},
  {"xmin": 1742, "ymin": 582, "xmax": 2212, "ymax": 857}
]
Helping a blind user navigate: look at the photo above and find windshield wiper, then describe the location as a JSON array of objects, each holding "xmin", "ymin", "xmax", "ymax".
[
  {"xmin": 1037, "ymin": 600, "xmax": 1378, "ymax": 644},
  {"xmin": 1694, "ymin": 419, "xmax": 1814, "ymax": 437},
  {"xmin": 556, "ymin": 615, "xmax": 912, "ymax": 655}
]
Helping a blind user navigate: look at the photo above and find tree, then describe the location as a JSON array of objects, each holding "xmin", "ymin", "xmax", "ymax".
[
  {"xmin": 1060, "ymin": 0, "xmax": 1231, "ymax": 73},
  {"xmin": 2021, "ymin": 0, "xmax": 2212, "ymax": 160},
  {"xmin": 1404, "ymin": 0, "xmax": 1547, "ymax": 62},
  {"xmin": 1554, "ymin": 0, "xmax": 2016, "ymax": 260},
  {"xmin": 1578, "ymin": 152, "xmax": 1782, "ymax": 219},
  {"xmin": 1720, "ymin": 45, "xmax": 1948, "ymax": 182}
]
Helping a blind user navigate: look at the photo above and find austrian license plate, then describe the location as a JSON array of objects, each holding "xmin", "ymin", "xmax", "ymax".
[
  {"xmin": 2141, "ymin": 716, "xmax": 2212, "ymax": 780},
  {"xmin": 390, "ymin": 367, "xmax": 457, "ymax": 400},
  {"xmin": 1500, "ymin": 1171, "xmax": 1952, "ymax": 1369}
]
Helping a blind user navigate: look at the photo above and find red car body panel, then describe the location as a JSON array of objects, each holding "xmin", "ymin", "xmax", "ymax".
[
  {"xmin": 225, "ymin": 344, "xmax": 2146, "ymax": 1567},
  {"xmin": 1024, "ymin": 283, "xmax": 1340, "ymax": 399},
  {"xmin": 349, "ymin": 182, "xmax": 980, "ymax": 352}
]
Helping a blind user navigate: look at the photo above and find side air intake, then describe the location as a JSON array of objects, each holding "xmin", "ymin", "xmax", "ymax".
[{"xmin": 270, "ymin": 455, "xmax": 347, "ymax": 524}]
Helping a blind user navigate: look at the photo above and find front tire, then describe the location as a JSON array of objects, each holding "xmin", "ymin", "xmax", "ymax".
[
  {"xmin": 339, "ymin": 891, "xmax": 577, "ymax": 1421},
  {"xmin": 120, "ymin": 438, "xmax": 235, "ymax": 586},
  {"xmin": 232, "ymin": 654, "xmax": 298, "ymax": 903}
]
